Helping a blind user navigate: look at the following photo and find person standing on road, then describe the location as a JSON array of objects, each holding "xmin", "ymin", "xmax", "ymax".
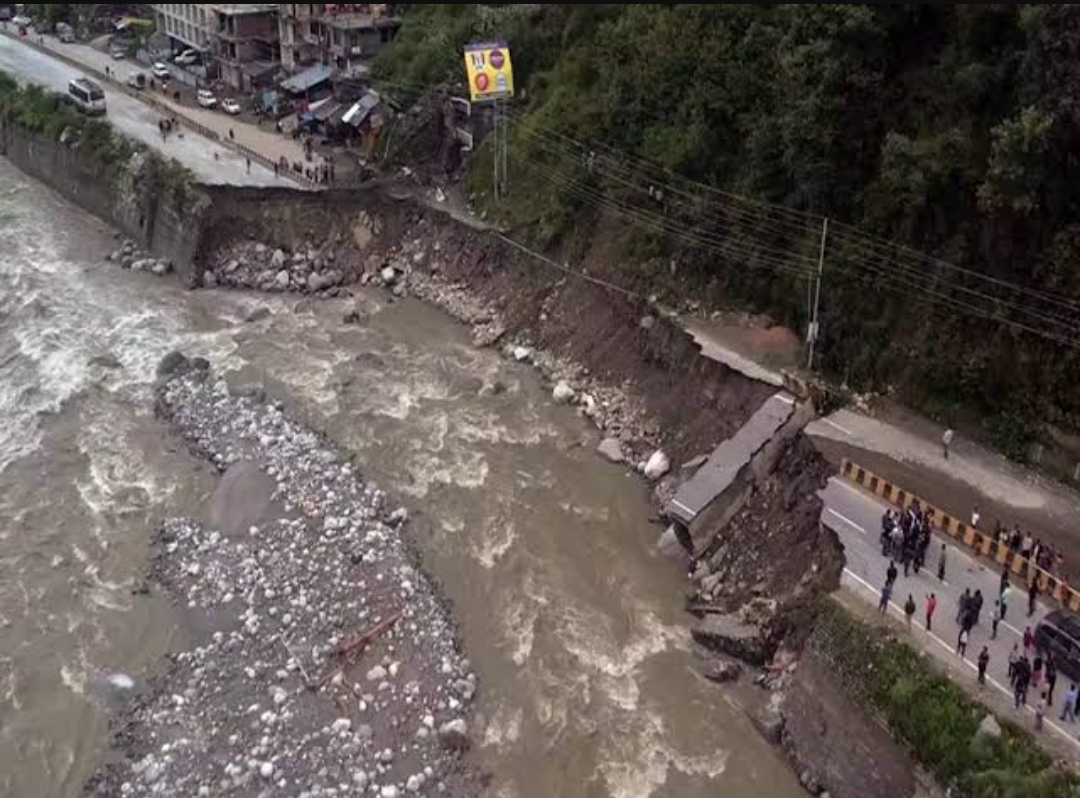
[
  {"xmin": 938, "ymin": 544, "xmax": 948, "ymax": 582},
  {"xmin": 926, "ymin": 594, "xmax": 938, "ymax": 632},
  {"xmin": 1035, "ymin": 693, "xmax": 1046, "ymax": 731},
  {"xmin": 991, "ymin": 600, "xmax": 1002, "ymax": 640},
  {"xmin": 904, "ymin": 595, "xmax": 917, "ymax": 629},
  {"xmin": 246, "ymin": 157, "xmax": 251, "ymax": 174},
  {"xmin": 886, "ymin": 561, "xmax": 899, "ymax": 589},
  {"xmin": 957, "ymin": 628, "xmax": 970, "ymax": 660},
  {"xmin": 1046, "ymin": 655, "xmax": 1058, "ymax": 707},
  {"xmin": 943, "ymin": 428, "xmax": 954, "ymax": 459},
  {"xmin": 1000, "ymin": 583, "xmax": 1012, "ymax": 621},
  {"xmin": 1008, "ymin": 644, "xmax": 1020, "ymax": 685},
  {"xmin": 229, "ymin": 128, "xmax": 235, "ymax": 141},
  {"xmin": 972, "ymin": 589, "xmax": 984, "ymax": 627},
  {"xmin": 957, "ymin": 589, "xmax": 971, "ymax": 625},
  {"xmin": 879, "ymin": 580, "xmax": 893, "ymax": 615},
  {"xmin": 1023, "ymin": 626, "xmax": 1035, "ymax": 658},
  {"xmin": 1028, "ymin": 579, "xmax": 1039, "ymax": 617},
  {"xmin": 1061, "ymin": 684, "xmax": 1078, "ymax": 723},
  {"xmin": 1015, "ymin": 656, "xmax": 1032, "ymax": 708},
  {"xmin": 1032, "ymin": 654, "xmax": 1044, "ymax": 694},
  {"xmin": 977, "ymin": 647, "xmax": 990, "ymax": 687}
]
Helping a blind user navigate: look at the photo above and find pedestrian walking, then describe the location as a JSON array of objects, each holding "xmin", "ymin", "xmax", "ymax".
[
  {"xmin": 273, "ymin": 161, "xmax": 279, "ymax": 177},
  {"xmin": 1028, "ymin": 580, "xmax": 1039, "ymax": 617},
  {"xmin": 1061, "ymin": 684, "xmax": 1078, "ymax": 723},
  {"xmin": 905, "ymin": 595, "xmax": 916, "ymax": 629},
  {"xmin": 991, "ymin": 600, "xmax": 1002, "ymax": 640},
  {"xmin": 1015, "ymin": 657, "xmax": 1032, "ymax": 708},
  {"xmin": 886, "ymin": 561, "xmax": 899, "ymax": 588},
  {"xmin": 1000, "ymin": 566, "xmax": 1010, "ymax": 596},
  {"xmin": 977, "ymin": 647, "xmax": 990, "ymax": 687},
  {"xmin": 957, "ymin": 589, "xmax": 971, "ymax": 625},
  {"xmin": 1023, "ymin": 626, "xmax": 1035, "ymax": 658},
  {"xmin": 943, "ymin": 428, "xmax": 954, "ymax": 459},
  {"xmin": 938, "ymin": 544, "xmax": 948, "ymax": 582},
  {"xmin": 972, "ymin": 589, "xmax": 984, "ymax": 627},
  {"xmin": 229, "ymin": 128, "xmax": 235, "ymax": 141},
  {"xmin": 1032, "ymin": 654, "xmax": 1044, "ymax": 693},
  {"xmin": 1046, "ymin": 655, "xmax": 1058, "ymax": 707},
  {"xmin": 880, "ymin": 511, "xmax": 893, "ymax": 556},
  {"xmin": 1035, "ymin": 694, "xmax": 1046, "ymax": 731},
  {"xmin": 926, "ymin": 594, "xmax": 938, "ymax": 632},
  {"xmin": 957, "ymin": 628, "xmax": 970, "ymax": 659},
  {"xmin": 246, "ymin": 157, "xmax": 251, "ymax": 174},
  {"xmin": 1008, "ymin": 644, "xmax": 1020, "ymax": 685},
  {"xmin": 1000, "ymin": 583, "xmax": 1011, "ymax": 621},
  {"xmin": 879, "ymin": 581, "xmax": 893, "ymax": 615}
]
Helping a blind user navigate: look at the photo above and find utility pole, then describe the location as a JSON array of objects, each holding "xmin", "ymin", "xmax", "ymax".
[{"xmin": 807, "ymin": 217, "xmax": 829, "ymax": 371}]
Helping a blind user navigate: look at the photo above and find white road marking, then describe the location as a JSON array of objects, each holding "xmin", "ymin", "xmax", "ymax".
[
  {"xmin": 824, "ymin": 508, "xmax": 866, "ymax": 536},
  {"xmin": 774, "ymin": 394, "xmax": 796, "ymax": 406},
  {"xmin": 822, "ymin": 417, "xmax": 854, "ymax": 436},
  {"xmin": 843, "ymin": 568, "xmax": 1078, "ymax": 749}
]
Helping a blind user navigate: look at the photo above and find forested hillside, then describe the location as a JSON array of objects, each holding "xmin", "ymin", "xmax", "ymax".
[{"xmin": 376, "ymin": 5, "xmax": 1080, "ymax": 458}]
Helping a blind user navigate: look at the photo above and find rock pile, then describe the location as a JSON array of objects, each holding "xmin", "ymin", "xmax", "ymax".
[
  {"xmin": 202, "ymin": 240, "xmax": 356, "ymax": 297},
  {"xmin": 86, "ymin": 357, "xmax": 481, "ymax": 798},
  {"xmin": 107, "ymin": 238, "xmax": 173, "ymax": 277}
]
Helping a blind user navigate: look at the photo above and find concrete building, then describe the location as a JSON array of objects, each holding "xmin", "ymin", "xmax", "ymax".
[
  {"xmin": 210, "ymin": 5, "xmax": 281, "ymax": 91},
  {"xmin": 278, "ymin": 4, "xmax": 400, "ymax": 74},
  {"xmin": 154, "ymin": 4, "xmax": 215, "ymax": 52}
]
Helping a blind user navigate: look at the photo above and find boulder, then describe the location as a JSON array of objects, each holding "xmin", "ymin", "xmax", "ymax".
[
  {"xmin": 245, "ymin": 307, "xmax": 272, "ymax": 324},
  {"xmin": 150, "ymin": 261, "xmax": 170, "ymax": 276},
  {"xmin": 975, "ymin": 715, "xmax": 1002, "ymax": 742},
  {"xmin": 513, "ymin": 347, "xmax": 533, "ymax": 363},
  {"xmin": 701, "ymin": 657, "xmax": 743, "ymax": 684},
  {"xmin": 644, "ymin": 451, "xmax": 672, "ymax": 480},
  {"xmin": 275, "ymin": 270, "xmax": 291, "ymax": 290},
  {"xmin": 202, "ymin": 271, "xmax": 218, "ymax": 289},
  {"xmin": 438, "ymin": 719, "xmax": 470, "ymax": 751},
  {"xmin": 692, "ymin": 613, "xmax": 771, "ymax": 666},
  {"xmin": 597, "ymin": 439, "xmax": 625, "ymax": 464},
  {"xmin": 224, "ymin": 259, "xmax": 240, "ymax": 274},
  {"xmin": 640, "ymin": 315, "xmax": 656, "ymax": 331},
  {"xmin": 553, "ymin": 381, "xmax": 575, "ymax": 404},
  {"xmin": 308, "ymin": 272, "xmax": 329, "ymax": 293},
  {"xmin": 270, "ymin": 249, "xmax": 287, "ymax": 269},
  {"xmin": 381, "ymin": 267, "xmax": 398, "ymax": 286},
  {"xmin": 156, "ymin": 351, "xmax": 190, "ymax": 380}
]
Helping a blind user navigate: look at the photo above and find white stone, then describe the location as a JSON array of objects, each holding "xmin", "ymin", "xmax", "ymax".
[
  {"xmin": 553, "ymin": 382, "xmax": 575, "ymax": 404},
  {"xmin": 381, "ymin": 267, "xmax": 398, "ymax": 285},
  {"xmin": 597, "ymin": 439, "xmax": 625, "ymax": 464},
  {"xmin": 513, "ymin": 347, "xmax": 533, "ymax": 363},
  {"xmin": 271, "ymin": 249, "xmax": 287, "ymax": 269},
  {"xmin": 644, "ymin": 451, "xmax": 671, "ymax": 480},
  {"xmin": 276, "ymin": 270, "xmax": 291, "ymax": 289},
  {"xmin": 367, "ymin": 666, "xmax": 388, "ymax": 682},
  {"xmin": 406, "ymin": 775, "xmax": 424, "ymax": 793},
  {"xmin": 381, "ymin": 787, "xmax": 400, "ymax": 798},
  {"xmin": 331, "ymin": 718, "xmax": 352, "ymax": 735},
  {"xmin": 260, "ymin": 762, "xmax": 275, "ymax": 779},
  {"xmin": 353, "ymin": 772, "xmax": 369, "ymax": 790}
]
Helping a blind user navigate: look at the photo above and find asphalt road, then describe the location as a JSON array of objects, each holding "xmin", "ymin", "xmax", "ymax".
[
  {"xmin": 0, "ymin": 33, "xmax": 289, "ymax": 187},
  {"xmin": 821, "ymin": 477, "xmax": 1080, "ymax": 751}
]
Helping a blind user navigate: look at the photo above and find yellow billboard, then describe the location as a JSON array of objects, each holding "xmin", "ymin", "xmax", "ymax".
[{"xmin": 465, "ymin": 42, "xmax": 514, "ymax": 103}]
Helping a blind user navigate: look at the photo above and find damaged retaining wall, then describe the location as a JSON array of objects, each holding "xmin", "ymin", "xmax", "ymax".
[{"xmin": 0, "ymin": 117, "xmax": 208, "ymax": 273}]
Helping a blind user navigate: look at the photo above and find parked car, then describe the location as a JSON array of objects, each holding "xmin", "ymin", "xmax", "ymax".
[
  {"xmin": 151, "ymin": 62, "xmax": 171, "ymax": 80},
  {"xmin": 109, "ymin": 48, "xmax": 126, "ymax": 60},
  {"xmin": 221, "ymin": 98, "xmax": 242, "ymax": 116},
  {"xmin": 0, "ymin": 9, "xmax": 13, "ymax": 22},
  {"xmin": 1034, "ymin": 610, "xmax": 1080, "ymax": 683},
  {"xmin": 12, "ymin": 14, "xmax": 31, "ymax": 27},
  {"xmin": 126, "ymin": 71, "xmax": 147, "ymax": 90},
  {"xmin": 59, "ymin": 29, "xmax": 75, "ymax": 43},
  {"xmin": 196, "ymin": 89, "xmax": 217, "ymax": 109},
  {"xmin": 174, "ymin": 48, "xmax": 200, "ymax": 66}
]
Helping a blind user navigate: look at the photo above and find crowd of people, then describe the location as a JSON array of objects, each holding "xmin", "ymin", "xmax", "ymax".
[{"xmin": 877, "ymin": 504, "xmax": 1079, "ymax": 736}]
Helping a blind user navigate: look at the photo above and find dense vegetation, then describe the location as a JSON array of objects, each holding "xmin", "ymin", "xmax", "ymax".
[
  {"xmin": 376, "ymin": 5, "xmax": 1080, "ymax": 459},
  {"xmin": 818, "ymin": 600, "xmax": 1079, "ymax": 798}
]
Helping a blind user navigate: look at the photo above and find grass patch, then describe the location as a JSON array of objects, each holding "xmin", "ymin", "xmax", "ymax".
[{"xmin": 816, "ymin": 600, "xmax": 1079, "ymax": 797}]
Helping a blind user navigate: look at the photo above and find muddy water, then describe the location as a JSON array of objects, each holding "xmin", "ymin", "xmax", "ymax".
[{"xmin": 0, "ymin": 158, "xmax": 804, "ymax": 798}]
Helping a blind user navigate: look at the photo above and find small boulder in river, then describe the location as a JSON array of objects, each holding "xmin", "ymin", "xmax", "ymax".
[
  {"xmin": 438, "ymin": 719, "xmax": 470, "ymax": 751},
  {"xmin": 553, "ymin": 381, "xmax": 575, "ymax": 404},
  {"xmin": 598, "ymin": 439, "xmax": 625, "ymax": 464},
  {"xmin": 245, "ymin": 306, "xmax": 272, "ymax": 324},
  {"xmin": 271, "ymin": 249, "xmax": 287, "ymax": 269}
]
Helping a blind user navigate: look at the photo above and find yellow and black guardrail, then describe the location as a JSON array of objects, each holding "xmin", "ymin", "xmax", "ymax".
[{"xmin": 840, "ymin": 458, "xmax": 1080, "ymax": 614}]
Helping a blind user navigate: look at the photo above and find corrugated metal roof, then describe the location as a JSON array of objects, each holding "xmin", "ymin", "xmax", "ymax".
[{"xmin": 280, "ymin": 64, "xmax": 334, "ymax": 94}]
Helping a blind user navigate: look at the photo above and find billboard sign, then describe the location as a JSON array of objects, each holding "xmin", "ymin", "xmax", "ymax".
[{"xmin": 464, "ymin": 42, "xmax": 514, "ymax": 103}]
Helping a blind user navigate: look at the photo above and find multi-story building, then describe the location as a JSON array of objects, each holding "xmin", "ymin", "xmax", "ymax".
[
  {"xmin": 210, "ymin": 5, "xmax": 281, "ymax": 90},
  {"xmin": 278, "ymin": 4, "xmax": 400, "ymax": 74},
  {"xmin": 154, "ymin": 4, "xmax": 216, "ymax": 52}
]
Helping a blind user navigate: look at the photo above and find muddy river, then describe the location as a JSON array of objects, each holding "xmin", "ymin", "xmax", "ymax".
[{"xmin": 0, "ymin": 158, "xmax": 803, "ymax": 798}]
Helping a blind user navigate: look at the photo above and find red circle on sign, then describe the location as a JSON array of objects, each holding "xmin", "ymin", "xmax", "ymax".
[
  {"xmin": 475, "ymin": 73, "xmax": 490, "ymax": 92},
  {"xmin": 490, "ymin": 50, "xmax": 505, "ymax": 70}
]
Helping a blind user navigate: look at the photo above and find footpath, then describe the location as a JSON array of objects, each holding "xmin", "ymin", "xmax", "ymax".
[{"xmin": 3, "ymin": 31, "xmax": 320, "ymax": 189}]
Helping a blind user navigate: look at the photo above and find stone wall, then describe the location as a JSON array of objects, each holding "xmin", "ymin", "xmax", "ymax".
[{"xmin": 0, "ymin": 117, "xmax": 208, "ymax": 278}]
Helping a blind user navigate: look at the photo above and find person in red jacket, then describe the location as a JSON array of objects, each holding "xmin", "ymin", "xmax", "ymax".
[{"xmin": 925, "ymin": 594, "xmax": 938, "ymax": 632}]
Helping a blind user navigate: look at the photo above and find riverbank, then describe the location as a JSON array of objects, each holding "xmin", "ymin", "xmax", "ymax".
[{"xmin": 85, "ymin": 355, "xmax": 483, "ymax": 798}]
